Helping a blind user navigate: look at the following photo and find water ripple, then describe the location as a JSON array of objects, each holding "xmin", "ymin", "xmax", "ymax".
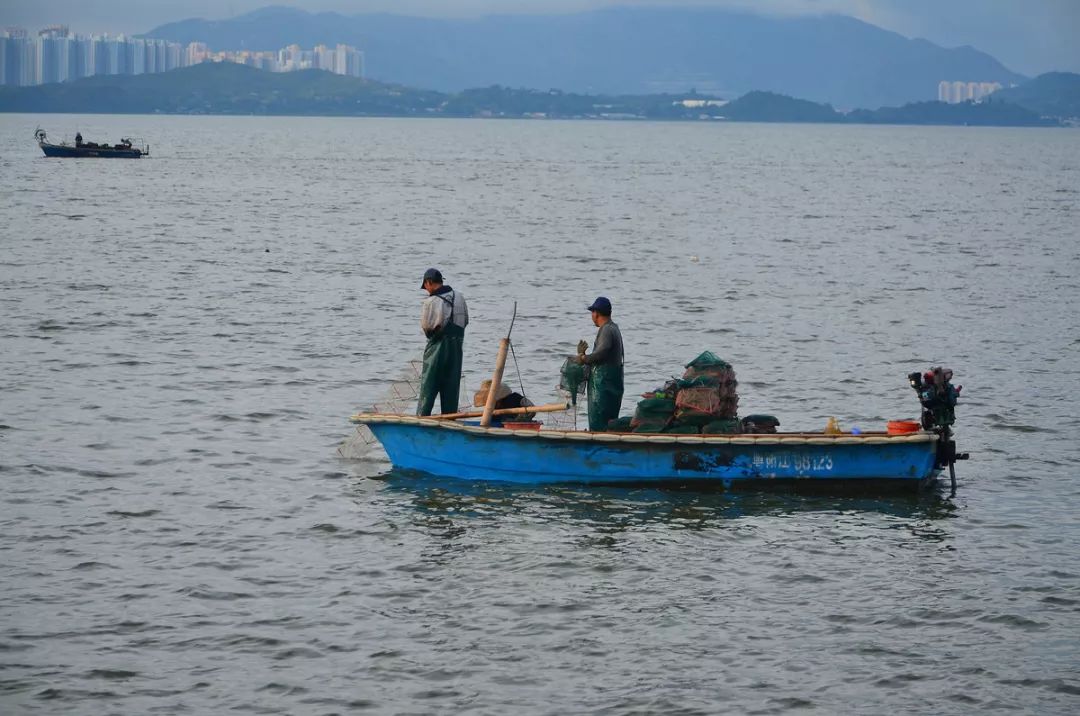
[{"xmin": 1, "ymin": 117, "xmax": 1078, "ymax": 713}]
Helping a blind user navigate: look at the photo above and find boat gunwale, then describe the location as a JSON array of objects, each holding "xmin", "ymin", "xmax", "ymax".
[{"xmin": 349, "ymin": 413, "xmax": 938, "ymax": 446}]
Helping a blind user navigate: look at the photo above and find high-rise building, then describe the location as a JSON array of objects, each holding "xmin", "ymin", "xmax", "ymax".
[
  {"xmin": 337, "ymin": 44, "xmax": 364, "ymax": 78},
  {"xmin": 38, "ymin": 28, "xmax": 73, "ymax": 84},
  {"xmin": 937, "ymin": 79, "xmax": 1003, "ymax": 104},
  {"xmin": 186, "ymin": 42, "xmax": 209, "ymax": 66},
  {"xmin": 74, "ymin": 35, "xmax": 93, "ymax": 79}
]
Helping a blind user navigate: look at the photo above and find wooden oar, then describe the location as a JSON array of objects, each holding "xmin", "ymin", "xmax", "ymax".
[{"xmin": 351, "ymin": 402, "xmax": 569, "ymax": 423}]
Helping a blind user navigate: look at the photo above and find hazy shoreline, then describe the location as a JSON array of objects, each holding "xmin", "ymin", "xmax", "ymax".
[{"xmin": 2, "ymin": 63, "xmax": 1069, "ymax": 129}]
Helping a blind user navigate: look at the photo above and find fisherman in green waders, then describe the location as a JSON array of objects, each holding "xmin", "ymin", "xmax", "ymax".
[
  {"xmin": 577, "ymin": 297, "xmax": 624, "ymax": 431},
  {"xmin": 417, "ymin": 268, "xmax": 469, "ymax": 416}
]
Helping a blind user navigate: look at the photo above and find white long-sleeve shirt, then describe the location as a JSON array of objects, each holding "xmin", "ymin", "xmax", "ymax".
[{"xmin": 420, "ymin": 288, "xmax": 469, "ymax": 337}]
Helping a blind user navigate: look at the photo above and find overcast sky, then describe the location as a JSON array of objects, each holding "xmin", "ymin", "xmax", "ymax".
[{"xmin": 2, "ymin": 0, "xmax": 1078, "ymax": 75}]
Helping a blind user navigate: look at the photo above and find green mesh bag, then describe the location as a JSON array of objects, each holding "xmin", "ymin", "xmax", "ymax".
[
  {"xmin": 702, "ymin": 418, "xmax": 742, "ymax": 434},
  {"xmin": 632, "ymin": 418, "xmax": 670, "ymax": 433},
  {"xmin": 672, "ymin": 410, "xmax": 715, "ymax": 427},
  {"xmin": 636, "ymin": 397, "xmax": 676, "ymax": 415},
  {"xmin": 685, "ymin": 351, "xmax": 732, "ymax": 369},
  {"xmin": 559, "ymin": 358, "xmax": 588, "ymax": 405},
  {"xmin": 674, "ymin": 375, "xmax": 719, "ymax": 389},
  {"xmin": 663, "ymin": 424, "xmax": 701, "ymax": 434}
]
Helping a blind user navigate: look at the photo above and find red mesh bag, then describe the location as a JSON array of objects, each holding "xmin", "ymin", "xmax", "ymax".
[{"xmin": 675, "ymin": 386, "xmax": 721, "ymax": 415}]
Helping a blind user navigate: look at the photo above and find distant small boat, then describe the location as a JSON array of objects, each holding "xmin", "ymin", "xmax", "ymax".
[{"xmin": 35, "ymin": 128, "xmax": 149, "ymax": 158}]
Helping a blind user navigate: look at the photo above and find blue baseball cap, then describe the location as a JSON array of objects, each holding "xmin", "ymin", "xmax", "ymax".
[
  {"xmin": 587, "ymin": 296, "xmax": 612, "ymax": 314},
  {"xmin": 421, "ymin": 268, "xmax": 443, "ymax": 289}
]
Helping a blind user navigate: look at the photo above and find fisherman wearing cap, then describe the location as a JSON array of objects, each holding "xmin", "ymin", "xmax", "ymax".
[
  {"xmin": 577, "ymin": 297, "xmax": 624, "ymax": 431},
  {"xmin": 418, "ymin": 268, "xmax": 469, "ymax": 416}
]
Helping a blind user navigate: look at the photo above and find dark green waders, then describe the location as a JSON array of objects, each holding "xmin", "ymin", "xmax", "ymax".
[
  {"xmin": 417, "ymin": 322, "xmax": 465, "ymax": 416},
  {"xmin": 587, "ymin": 363, "xmax": 624, "ymax": 432}
]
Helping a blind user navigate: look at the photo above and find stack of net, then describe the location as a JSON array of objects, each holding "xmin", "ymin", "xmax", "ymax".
[
  {"xmin": 630, "ymin": 396, "xmax": 676, "ymax": 433},
  {"xmin": 559, "ymin": 351, "xmax": 752, "ymax": 435},
  {"xmin": 673, "ymin": 352, "xmax": 739, "ymax": 427}
]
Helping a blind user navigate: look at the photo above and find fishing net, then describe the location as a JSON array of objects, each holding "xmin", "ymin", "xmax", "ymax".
[
  {"xmin": 337, "ymin": 358, "xmax": 426, "ymax": 459},
  {"xmin": 663, "ymin": 424, "xmax": 701, "ymax": 435},
  {"xmin": 685, "ymin": 351, "xmax": 731, "ymax": 369},
  {"xmin": 540, "ymin": 357, "xmax": 589, "ymax": 431},
  {"xmin": 632, "ymin": 418, "xmax": 670, "ymax": 433},
  {"xmin": 675, "ymin": 386, "xmax": 721, "ymax": 415},
  {"xmin": 630, "ymin": 395, "xmax": 676, "ymax": 431},
  {"xmin": 674, "ymin": 375, "xmax": 718, "ymax": 389},
  {"xmin": 683, "ymin": 353, "xmax": 737, "ymax": 387},
  {"xmin": 672, "ymin": 409, "xmax": 714, "ymax": 427},
  {"xmin": 636, "ymin": 397, "xmax": 676, "ymax": 415},
  {"xmin": 679, "ymin": 352, "xmax": 739, "ymax": 421},
  {"xmin": 684, "ymin": 365, "xmax": 737, "ymax": 384},
  {"xmin": 674, "ymin": 384, "xmax": 738, "ymax": 421},
  {"xmin": 559, "ymin": 358, "xmax": 588, "ymax": 405},
  {"xmin": 702, "ymin": 418, "xmax": 742, "ymax": 434}
]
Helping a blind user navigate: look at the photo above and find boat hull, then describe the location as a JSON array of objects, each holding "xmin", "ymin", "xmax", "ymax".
[
  {"xmin": 360, "ymin": 417, "xmax": 941, "ymax": 487},
  {"xmin": 40, "ymin": 143, "xmax": 144, "ymax": 158}
]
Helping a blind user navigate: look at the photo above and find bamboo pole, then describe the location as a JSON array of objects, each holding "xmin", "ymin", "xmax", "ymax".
[
  {"xmin": 428, "ymin": 402, "xmax": 569, "ymax": 421},
  {"xmin": 350, "ymin": 402, "xmax": 569, "ymax": 423},
  {"xmin": 480, "ymin": 338, "xmax": 511, "ymax": 428}
]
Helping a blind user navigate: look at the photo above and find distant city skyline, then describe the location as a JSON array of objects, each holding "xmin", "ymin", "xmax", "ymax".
[
  {"xmin": 0, "ymin": 28, "xmax": 364, "ymax": 87},
  {"xmin": 1, "ymin": 1, "xmax": 1078, "ymax": 77}
]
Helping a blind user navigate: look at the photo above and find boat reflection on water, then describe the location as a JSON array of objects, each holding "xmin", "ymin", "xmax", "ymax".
[{"xmin": 352, "ymin": 465, "xmax": 958, "ymax": 540}]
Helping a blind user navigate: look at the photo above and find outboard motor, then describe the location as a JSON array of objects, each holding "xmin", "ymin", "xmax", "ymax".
[{"xmin": 908, "ymin": 367, "xmax": 968, "ymax": 494}]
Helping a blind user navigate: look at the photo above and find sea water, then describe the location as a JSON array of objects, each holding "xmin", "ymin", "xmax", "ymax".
[{"xmin": 1, "ymin": 115, "xmax": 1078, "ymax": 713}]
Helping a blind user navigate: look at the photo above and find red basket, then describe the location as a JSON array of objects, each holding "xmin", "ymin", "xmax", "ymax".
[
  {"xmin": 887, "ymin": 420, "xmax": 921, "ymax": 435},
  {"xmin": 503, "ymin": 421, "xmax": 542, "ymax": 430}
]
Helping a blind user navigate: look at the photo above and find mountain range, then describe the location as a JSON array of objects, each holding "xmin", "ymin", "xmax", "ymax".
[{"xmin": 142, "ymin": 5, "xmax": 1025, "ymax": 109}]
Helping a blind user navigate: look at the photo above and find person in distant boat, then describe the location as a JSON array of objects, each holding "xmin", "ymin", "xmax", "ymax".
[
  {"xmin": 577, "ymin": 297, "xmax": 624, "ymax": 431},
  {"xmin": 75, "ymin": 132, "xmax": 83, "ymax": 147},
  {"xmin": 417, "ymin": 268, "xmax": 469, "ymax": 416},
  {"xmin": 473, "ymin": 379, "xmax": 534, "ymax": 421}
]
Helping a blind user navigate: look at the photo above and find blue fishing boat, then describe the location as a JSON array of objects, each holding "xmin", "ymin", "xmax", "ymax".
[
  {"xmin": 349, "ymin": 414, "xmax": 957, "ymax": 489},
  {"xmin": 348, "ymin": 328, "xmax": 966, "ymax": 490}
]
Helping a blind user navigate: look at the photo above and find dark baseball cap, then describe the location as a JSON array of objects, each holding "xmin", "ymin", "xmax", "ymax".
[
  {"xmin": 587, "ymin": 296, "xmax": 612, "ymax": 314},
  {"xmin": 421, "ymin": 268, "xmax": 443, "ymax": 288}
]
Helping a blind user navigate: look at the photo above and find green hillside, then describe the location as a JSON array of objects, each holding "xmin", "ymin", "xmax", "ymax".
[
  {"xmin": 995, "ymin": 72, "xmax": 1080, "ymax": 119},
  {"xmin": 0, "ymin": 62, "xmax": 444, "ymax": 116},
  {"xmin": 0, "ymin": 62, "xmax": 1066, "ymax": 127},
  {"xmin": 847, "ymin": 99, "xmax": 1057, "ymax": 127},
  {"xmin": 721, "ymin": 91, "xmax": 842, "ymax": 123}
]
